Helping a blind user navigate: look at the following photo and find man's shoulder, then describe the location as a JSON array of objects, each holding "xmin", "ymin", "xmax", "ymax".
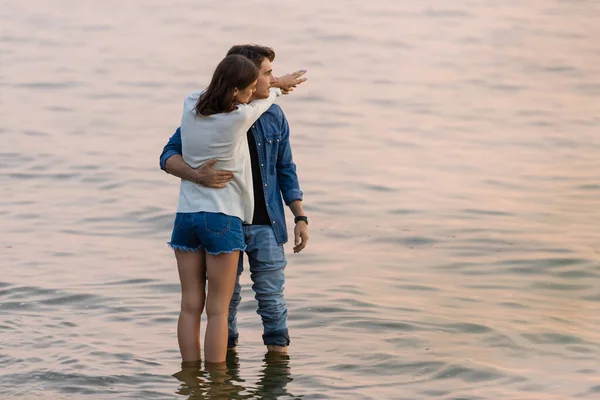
[
  {"xmin": 255, "ymin": 104, "xmax": 286, "ymax": 134},
  {"xmin": 255, "ymin": 104, "xmax": 286, "ymax": 130},
  {"xmin": 261, "ymin": 103, "xmax": 286, "ymax": 120}
]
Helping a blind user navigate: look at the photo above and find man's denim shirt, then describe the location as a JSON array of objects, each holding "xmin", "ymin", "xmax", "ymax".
[{"xmin": 159, "ymin": 104, "xmax": 302, "ymax": 246}]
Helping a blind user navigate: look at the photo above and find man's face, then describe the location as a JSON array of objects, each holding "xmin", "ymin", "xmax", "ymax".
[{"xmin": 251, "ymin": 58, "xmax": 277, "ymax": 100}]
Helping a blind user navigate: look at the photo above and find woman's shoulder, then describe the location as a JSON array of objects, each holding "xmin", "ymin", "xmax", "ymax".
[
  {"xmin": 183, "ymin": 90, "xmax": 206, "ymax": 110},
  {"xmin": 186, "ymin": 90, "xmax": 205, "ymax": 101}
]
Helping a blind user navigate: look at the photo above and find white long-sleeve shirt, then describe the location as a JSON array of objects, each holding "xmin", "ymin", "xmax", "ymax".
[{"xmin": 176, "ymin": 87, "xmax": 282, "ymax": 223}]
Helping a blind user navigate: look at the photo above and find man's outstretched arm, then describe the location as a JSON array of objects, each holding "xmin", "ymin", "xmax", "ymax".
[{"xmin": 159, "ymin": 127, "xmax": 233, "ymax": 188}]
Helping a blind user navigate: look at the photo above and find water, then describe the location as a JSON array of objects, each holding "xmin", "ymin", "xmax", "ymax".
[{"xmin": 1, "ymin": 0, "xmax": 599, "ymax": 398}]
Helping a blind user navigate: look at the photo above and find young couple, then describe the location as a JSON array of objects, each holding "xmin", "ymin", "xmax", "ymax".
[{"xmin": 159, "ymin": 44, "xmax": 309, "ymax": 365}]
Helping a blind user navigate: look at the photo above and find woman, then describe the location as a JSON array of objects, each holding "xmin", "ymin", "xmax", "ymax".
[{"xmin": 168, "ymin": 54, "xmax": 283, "ymax": 364}]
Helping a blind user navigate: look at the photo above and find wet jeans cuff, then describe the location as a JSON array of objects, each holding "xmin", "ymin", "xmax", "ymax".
[{"xmin": 263, "ymin": 329, "xmax": 290, "ymax": 347}]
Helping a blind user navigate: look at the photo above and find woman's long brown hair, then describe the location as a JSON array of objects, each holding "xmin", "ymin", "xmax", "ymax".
[{"xmin": 195, "ymin": 54, "xmax": 259, "ymax": 116}]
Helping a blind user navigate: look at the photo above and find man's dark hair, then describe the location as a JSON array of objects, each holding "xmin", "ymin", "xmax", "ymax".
[{"xmin": 226, "ymin": 44, "xmax": 275, "ymax": 69}]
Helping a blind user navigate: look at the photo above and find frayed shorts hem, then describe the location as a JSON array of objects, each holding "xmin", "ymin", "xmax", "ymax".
[
  {"xmin": 168, "ymin": 243, "xmax": 246, "ymax": 255},
  {"xmin": 168, "ymin": 243, "xmax": 201, "ymax": 252},
  {"xmin": 205, "ymin": 246, "xmax": 246, "ymax": 256}
]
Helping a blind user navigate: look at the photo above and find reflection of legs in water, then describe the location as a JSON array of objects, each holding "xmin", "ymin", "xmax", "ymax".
[
  {"xmin": 225, "ymin": 349, "xmax": 242, "ymax": 383},
  {"xmin": 172, "ymin": 352, "xmax": 294, "ymax": 399},
  {"xmin": 204, "ymin": 361, "xmax": 230, "ymax": 385},
  {"xmin": 204, "ymin": 360, "xmax": 246, "ymax": 400},
  {"xmin": 172, "ymin": 360, "xmax": 205, "ymax": 397},
  {"xmin": 172, "ymin": 359, "xmax": 245, "ymax": 400},
  {"xmin": 253, "ymin": 352, "xmax": 293, "ymax": 398}
]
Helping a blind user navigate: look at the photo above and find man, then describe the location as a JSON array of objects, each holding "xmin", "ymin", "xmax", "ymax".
[{"xmin": 159, "ymin": 44, "xmax": 309, "ymax": 354}]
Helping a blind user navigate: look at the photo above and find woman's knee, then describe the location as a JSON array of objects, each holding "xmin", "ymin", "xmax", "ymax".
[
  {"xmin": 205, "ymin": 296, "xmax": 230, "ymax": 318},
  {"xmin": 181, "ymin": 293, "xmax": 205, "ymax": 314}
]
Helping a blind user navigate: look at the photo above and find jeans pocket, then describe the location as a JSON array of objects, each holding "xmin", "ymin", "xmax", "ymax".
[{"xmin": 204, "ymin": 213, "xmax": 232, "ymax": 235}]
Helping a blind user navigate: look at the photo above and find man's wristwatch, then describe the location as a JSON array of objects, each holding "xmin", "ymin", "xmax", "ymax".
[{"xmin": 294, "ymin": 216, "xmax": 308, "ymax": 225}]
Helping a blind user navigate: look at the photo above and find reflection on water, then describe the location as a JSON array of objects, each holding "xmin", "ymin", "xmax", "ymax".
[
  {"xmin": 253, "ymin": 353, "xmax": 294, "ymax": 399},
  {"xmin": 172, "ymin": 352, "xmax": 295, "ymax": 400},
  {"xmin": 1, "ymin": 0, "xmax": 600, "ymax": 398}
]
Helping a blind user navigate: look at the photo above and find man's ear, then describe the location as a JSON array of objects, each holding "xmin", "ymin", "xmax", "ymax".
[{"xmin": 233, "ymin": 87, "xmax": 239, "ymax": 97}]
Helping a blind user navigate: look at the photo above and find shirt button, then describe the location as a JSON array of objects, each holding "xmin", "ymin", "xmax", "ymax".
[
  {"xmin": 264, "ymin": 183, "xmax": 267, "ymax": 187},
  {"xmin": 272, "ymin": 221, "xmax": 276, "ymax": 224},
  {"xmin": 260, "ymin": 164, "xmax": 264, "ymax": 167},
  {"xmin": 258, "ymin": 143, "xmax": 261, "ymax": 146}
]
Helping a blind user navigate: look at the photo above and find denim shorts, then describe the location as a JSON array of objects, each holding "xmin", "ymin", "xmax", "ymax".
[{"xmin": 168, "ymin": 212, "xmax": 246, "ymax": 255}]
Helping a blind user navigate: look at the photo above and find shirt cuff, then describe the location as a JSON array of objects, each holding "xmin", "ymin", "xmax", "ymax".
[
  {"xmin": 159, "ymin": 150, "xmax": 180, "ymax": 171},
  {"xmin": 283, "ymin": 189, "xmax": 303, "ymax": 205}
]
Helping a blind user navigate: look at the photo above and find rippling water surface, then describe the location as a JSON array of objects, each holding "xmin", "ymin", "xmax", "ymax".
[{"xmin": 1, "ymin": 0, "xmax": 600, "ymax": 398}]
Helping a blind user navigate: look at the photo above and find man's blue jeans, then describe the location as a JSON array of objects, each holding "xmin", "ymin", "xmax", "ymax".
[{"xmin": 228, "ymin": 225, "xmax": 290, "ymax": 348}]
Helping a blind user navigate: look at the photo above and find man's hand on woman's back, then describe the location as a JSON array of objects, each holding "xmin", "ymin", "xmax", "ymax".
[{"xmin": 196, "ymin": 159, "xmax": 233, "ymax": 189}]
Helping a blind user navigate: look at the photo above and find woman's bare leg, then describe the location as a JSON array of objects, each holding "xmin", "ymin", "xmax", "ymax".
[
  {"xmin": 204, "ymin": 251, "xmax": 239, "ymax": 363},
  {"xmin": 175, "ymin": 249, "xmax": 206, "ymax": 362}
]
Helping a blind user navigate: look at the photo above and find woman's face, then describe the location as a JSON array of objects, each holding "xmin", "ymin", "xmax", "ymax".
[{"xmin": 233, "ymin": 80, "xmax": 257, "ymax": 104}]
